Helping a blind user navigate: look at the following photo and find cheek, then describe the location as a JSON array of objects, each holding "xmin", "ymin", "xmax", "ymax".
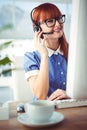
[
  {"xmin": 59, "ymin": 29, "xmax": 64, "ymax": 37},
  {"xmin": 60, "ymin": 30, "xmax": 64, "ymax": 37},
  {"xmin": 40, "ymin": 25, "xmax": 52, "ymax": 32},
  {"xmin": 53, "ymin": 30, "xmax": 64, "ymax": 39},
  {"xmin": 59, "ymin": 25, "xmax": 64, "ymax": 36},
  {"xmin": 60, "ymin": 24, "xmax": 64, "ymax": 31},
  {"xmin": 43, "ymin": 28, "xmax": 52, "ymax": 32}
]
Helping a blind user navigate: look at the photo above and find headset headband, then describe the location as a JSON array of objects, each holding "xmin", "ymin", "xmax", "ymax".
[
  {"xmin": 30, "ymin": 7, "xmax": 42, "ymax": 32},
  {"xmin": 30, "ymin": 7, "xmax": 36, "ymax": 24}
]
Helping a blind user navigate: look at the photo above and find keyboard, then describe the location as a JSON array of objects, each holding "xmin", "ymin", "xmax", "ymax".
[{"xmin": 54, "ymin": 99, "xmax": 87, "ymax": 108}]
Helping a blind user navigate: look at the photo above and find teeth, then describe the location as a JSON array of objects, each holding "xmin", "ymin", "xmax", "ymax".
[{"xmin": 55, "ymin": 30, "xmax": 61, "ymax": 32}]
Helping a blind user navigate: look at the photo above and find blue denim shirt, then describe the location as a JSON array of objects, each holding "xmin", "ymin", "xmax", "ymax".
[{"xmin": 24, "ymin": 50, "xmax": 67, "ymax": 99}]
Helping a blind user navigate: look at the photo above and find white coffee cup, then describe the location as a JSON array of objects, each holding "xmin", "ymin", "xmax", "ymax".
[{"xmin": 24, "ymin": 100, "xmax": 54, "ymax": 123}]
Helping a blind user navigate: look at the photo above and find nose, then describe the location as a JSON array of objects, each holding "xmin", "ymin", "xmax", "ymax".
[{"xmin": 55, "ymin": 20, "xmax": 60, "ymax": 25}]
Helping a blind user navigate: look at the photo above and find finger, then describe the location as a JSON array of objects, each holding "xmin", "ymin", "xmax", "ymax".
[
  {"xmin": 56, "ymin": 94, "xmax": 66, "ymax": 100},
  {"xmin": 34, "ymin": 30, "xmax": 40, "ymax": 39},
  {"xmin": 38, "ymin": 31, "xmax": 43, "ymax": 38},
  {"xmin": 48, "ymin": 95, "xmax": 55, "ymax": 101},
  {"xmin": 48, "ymin": 93, "xmax": 59, "ymax": 101}
]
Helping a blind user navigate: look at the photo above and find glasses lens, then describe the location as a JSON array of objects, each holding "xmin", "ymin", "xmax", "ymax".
[
  {"xmin": 57, "ymin": 15, "xmax": 65, "ymax": 24},
  {"xmin": 46, "ymin": 19, "xmax": 55, "ymax": 27}
]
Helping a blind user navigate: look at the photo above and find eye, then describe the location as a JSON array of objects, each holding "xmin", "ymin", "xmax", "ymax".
[
  {"xmin": 46, "ymin": 19, "xmax": 55, "ymax": 23},
  {"xmin": 45, "ymin": 18, "xmax": 56, "ymax": 27}
]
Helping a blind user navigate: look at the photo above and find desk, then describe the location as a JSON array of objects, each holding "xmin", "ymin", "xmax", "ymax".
[{"xmin": 0, "ymin": 102, "xmax": 87, "ymax": 130}]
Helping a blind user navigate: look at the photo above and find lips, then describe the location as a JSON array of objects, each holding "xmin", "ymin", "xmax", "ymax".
[{"xmin": 54, "ymin": 27, "xmax": 62, "ymax": 32}]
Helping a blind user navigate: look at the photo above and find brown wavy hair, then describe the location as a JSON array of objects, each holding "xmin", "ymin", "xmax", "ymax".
[{"xmin": 32, "ymin": 3, "xmax": 69, "ymax": 61}]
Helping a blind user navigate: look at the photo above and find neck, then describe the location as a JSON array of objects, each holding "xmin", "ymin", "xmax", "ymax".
[{"xmin": 46, "ymin": 39, "xmax": 59, "ymax": 50}]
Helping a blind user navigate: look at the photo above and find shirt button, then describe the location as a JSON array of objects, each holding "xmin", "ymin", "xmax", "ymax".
[
  {"xmin": 63, "ymin": 82, "xmax": 66, "ymax": 85},
  {"xmin": 58, "ymin": 62, "xmax": 60, "ymax": 65},
  {"xmin": 61, "ymin": 71, "xmax": 63, "ymax": 75}
]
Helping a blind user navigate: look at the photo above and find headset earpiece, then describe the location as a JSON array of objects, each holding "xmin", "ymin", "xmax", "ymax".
[{"xmin": 33, "ymin": 24, "xmax": 42, "ymax": 32}]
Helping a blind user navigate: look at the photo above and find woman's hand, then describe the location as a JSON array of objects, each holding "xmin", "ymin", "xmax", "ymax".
[
  {"xmin": 34, "ymin": 31, "xmax": 48, "ymax": 57},
  {"xmin": 48, "ymin": 89, "xmax": 70, "ymax": 101}
]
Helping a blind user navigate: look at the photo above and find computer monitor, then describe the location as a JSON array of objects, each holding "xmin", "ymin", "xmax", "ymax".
[{"xmin": 66, "ymin": 0, "xmax": 87, "ymax": 99}]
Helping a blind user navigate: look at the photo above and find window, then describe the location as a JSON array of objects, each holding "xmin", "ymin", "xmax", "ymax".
[{"xmin": 0, "ymin": 0, "xmax": 72, "ymax": 41}]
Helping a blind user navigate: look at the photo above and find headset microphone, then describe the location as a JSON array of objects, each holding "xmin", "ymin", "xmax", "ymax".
[{"xmin": 42, "ymin": 31, "xmax": 54, "ymax": 34}]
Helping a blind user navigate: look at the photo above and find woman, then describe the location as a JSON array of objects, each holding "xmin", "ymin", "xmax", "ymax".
[{"xmin": 24, "ymin": 3, "xmax": 69, "ymax": 100}]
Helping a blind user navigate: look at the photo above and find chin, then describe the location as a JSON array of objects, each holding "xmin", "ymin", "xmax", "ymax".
[
  {"xmin": 54, "ymin": 31, "xmax": 63, "ymax": 37},
  {"xmin": 54, "ymin": 34, "xmax": 63, "ymax": 39}
]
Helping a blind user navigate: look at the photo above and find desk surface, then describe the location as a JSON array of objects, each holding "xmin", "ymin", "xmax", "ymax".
[{"xmin": 0, "ymin": 102, "xmax": 87, "ymax": 130}]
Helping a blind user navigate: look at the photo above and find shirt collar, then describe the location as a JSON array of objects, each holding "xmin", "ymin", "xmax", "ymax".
[{"xmin": 47, "ymin": 46, "xmax": 63, "ymax": 57}]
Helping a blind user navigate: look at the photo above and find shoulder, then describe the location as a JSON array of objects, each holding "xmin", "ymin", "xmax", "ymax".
[
  {"xmin": 24, "ymin": 51, "xmax": 41, "ymax": 66},
  {"xmin": 24, "ymin": 50, "xmax": 40, "ymax": 59}
]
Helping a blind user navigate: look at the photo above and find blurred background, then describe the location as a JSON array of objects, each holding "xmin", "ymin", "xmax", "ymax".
[{"xmin": 0, "ymin": 0, "xmax": 72, "ymax": 103}]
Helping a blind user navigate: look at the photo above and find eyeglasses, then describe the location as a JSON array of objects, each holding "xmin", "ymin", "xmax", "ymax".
[{"xmin": 39, "ymin": 15, "xmax": 65, "ymax": 27}]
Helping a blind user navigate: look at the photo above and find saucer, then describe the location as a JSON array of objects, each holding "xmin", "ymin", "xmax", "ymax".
[{"xmin": 17, "ymin": 112, "xmax": 64, "ymax": 128}]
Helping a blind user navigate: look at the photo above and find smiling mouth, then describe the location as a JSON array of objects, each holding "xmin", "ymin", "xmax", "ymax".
[
  {"xmin": 54, "ymin": 27, "xmax": 62, "ymax": 32},
  {"xmin": 54, "ymin": 30, "xmax": 61, "ymax": 33}
]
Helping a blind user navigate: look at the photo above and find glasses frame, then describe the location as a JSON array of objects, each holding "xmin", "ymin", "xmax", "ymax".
[{"xmin": 39, "ymin": 14, "xmax": 66, "ymax": 27}]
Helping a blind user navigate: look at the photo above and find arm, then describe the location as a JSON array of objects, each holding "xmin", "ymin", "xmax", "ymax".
[{"xmin": 28, "ymin": 31, "xmax": 49, "ymax": 99}]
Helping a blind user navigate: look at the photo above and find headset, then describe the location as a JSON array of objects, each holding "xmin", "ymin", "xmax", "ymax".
[
  {"xmin": 30, "ymin": 7, "xmax": 42, "ymax": 32},
  {"xmin": 30, "ymin": 7, "xmax": 54, "ymax": 35}
]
